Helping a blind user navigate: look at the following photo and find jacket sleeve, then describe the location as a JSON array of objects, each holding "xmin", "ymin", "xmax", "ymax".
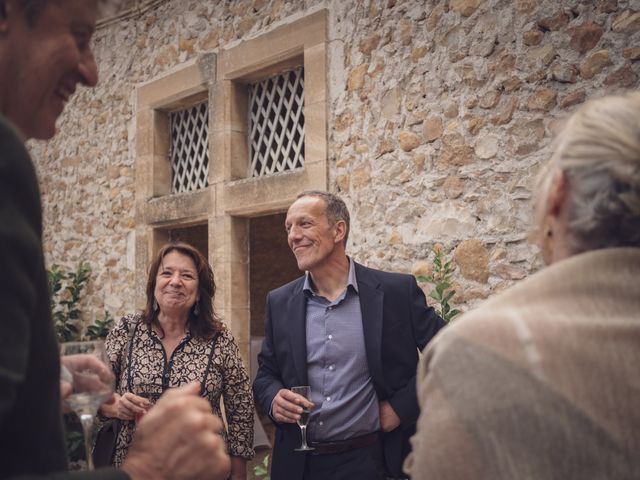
[
  {"xmin": 388, "ymin": 275, "xmax": 445, "ymax": 427},
  {"xmin": 252, "ymin": 293, "xmax": 285, "ymax": 420}
]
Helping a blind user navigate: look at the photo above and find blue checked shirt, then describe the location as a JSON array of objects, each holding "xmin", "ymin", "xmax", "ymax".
[{"xmin": 303, "ymin": 257, "xmax": 380, "ymax": 441}]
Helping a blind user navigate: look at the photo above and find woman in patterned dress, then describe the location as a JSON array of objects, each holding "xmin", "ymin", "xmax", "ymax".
[{"xmin": 99, "ymin": 242, "xmax": 254, "ymax": 479}]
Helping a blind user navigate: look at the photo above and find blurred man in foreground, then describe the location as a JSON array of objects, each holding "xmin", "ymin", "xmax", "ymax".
[{"xmin": 0, "ymin": 1, "xmax": 230, "ymax": 478}]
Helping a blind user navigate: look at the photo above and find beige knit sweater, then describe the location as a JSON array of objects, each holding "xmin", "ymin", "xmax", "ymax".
[{"xmin": 404, "ymin": 248, "xmax": 640, "ymax": 480}]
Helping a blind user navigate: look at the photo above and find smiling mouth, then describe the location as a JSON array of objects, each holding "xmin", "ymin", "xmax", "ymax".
[{"xmin": 164, "ymin": 291, "xmax": 185, "ymax": 298}]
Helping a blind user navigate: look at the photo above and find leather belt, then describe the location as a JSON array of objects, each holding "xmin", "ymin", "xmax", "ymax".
[{"xmin": 310, "ymin": 431, "xmax": 380, "ymax": 455}]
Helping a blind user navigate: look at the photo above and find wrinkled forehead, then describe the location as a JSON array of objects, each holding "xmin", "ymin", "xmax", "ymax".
[{"xmin": 286, "ymin": 196, "xmax": 328, "ymax": 219}]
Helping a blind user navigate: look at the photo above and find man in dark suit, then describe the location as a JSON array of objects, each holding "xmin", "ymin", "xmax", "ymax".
[
  {"xmin": 0, "ymin": 1, "xmax": 229, "ymax": 478},
  {"xmin": 253, "ymin": 191, "xmax": 445, "ymax": 480}
]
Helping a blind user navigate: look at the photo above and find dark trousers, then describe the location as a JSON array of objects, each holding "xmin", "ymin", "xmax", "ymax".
[{"xmin": 303, "ymin": 440, "xmax": 386, "ymax": 480}]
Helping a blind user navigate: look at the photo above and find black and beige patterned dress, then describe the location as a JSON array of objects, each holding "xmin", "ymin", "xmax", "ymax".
[{"xmin": 104, "ymin": 313, "xmax": 254, "ymax": 466}]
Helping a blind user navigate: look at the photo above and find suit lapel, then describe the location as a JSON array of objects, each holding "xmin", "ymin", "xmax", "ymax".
[
  {"xmin": 287, "ymin": 281, "xmax": 308, "ymax": 386},
  {"xmin": 355, "ymin": 263, "xmax": 385, "ymax": 392}
]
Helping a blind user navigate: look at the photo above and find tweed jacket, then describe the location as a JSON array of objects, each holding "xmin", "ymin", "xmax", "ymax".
[{"xmin": 404, "ymin": 248, "xmax": 640, "ymax": 480}]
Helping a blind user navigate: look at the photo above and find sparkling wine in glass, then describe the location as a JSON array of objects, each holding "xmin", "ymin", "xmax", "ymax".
[
  {"xmin": 291, "ymin": 385, "xmax": 314, "ymax": 451},
  {"xmin": 60, "ymin": 340, "xmax": 115, "ymax": 470}
]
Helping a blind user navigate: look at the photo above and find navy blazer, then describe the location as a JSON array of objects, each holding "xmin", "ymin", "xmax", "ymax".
[{"xmin": 253, "ymin": 262, "xmax": 445, "ymax": 479}]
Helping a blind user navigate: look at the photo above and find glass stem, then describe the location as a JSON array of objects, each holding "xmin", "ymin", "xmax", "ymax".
[
  {"xmin": 79, "ymin": 413, "xmax": 95, "ymax": 470},
  {"xmin": 300, "ymin": 425, "xmax": 309, "ymax": 449}
]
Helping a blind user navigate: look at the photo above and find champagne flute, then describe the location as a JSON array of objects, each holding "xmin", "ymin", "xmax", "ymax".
[
  {"xmin": 291, "ymin": 385, "xmax": 314, "ymax": 451},
  {"xmin": 60, "ymin": 340, "xmax": 115, "ymax": 470}
]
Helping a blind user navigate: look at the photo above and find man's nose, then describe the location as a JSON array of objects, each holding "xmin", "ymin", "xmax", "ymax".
[
  {"xmin": 78, "ymin": 50, "xmax": 98, "ymax": 87},
  {"xmin": 288, "ymin": 225, "xmax": 301, "ymax": 241}
]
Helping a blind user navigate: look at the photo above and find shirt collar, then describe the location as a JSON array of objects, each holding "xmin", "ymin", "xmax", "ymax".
[{"xmin": 303, "ymin": 256, "xmax": 359, "ymax": 296}]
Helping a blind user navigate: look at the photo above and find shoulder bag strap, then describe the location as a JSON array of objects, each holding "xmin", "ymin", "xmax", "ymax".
[
  {"xmin": 125, "ymin": 318, "xmax": 139, "ymax": 392},
  {"xmin": 200, "ymin": 332, "xmax": 219, "ymax": 396}
]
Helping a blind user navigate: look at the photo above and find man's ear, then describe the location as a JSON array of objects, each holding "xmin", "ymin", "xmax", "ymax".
[
  {"xmin": 546, "ymin": 169, "xmax": 568, "ymax": 218},
  {"xmin": 0, "ymin": 1, "xmax": 10, "ymax": 32},
  {"xmin": 333, "ymin": 220, "xmax": 347, "ymax": 244}
]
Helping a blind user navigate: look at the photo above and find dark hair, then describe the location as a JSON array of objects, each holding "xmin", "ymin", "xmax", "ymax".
[
  {"xmin": 13, "ymin": 0, "xmax": 114, "ymax": 25},
  {"xmin": 296, "ymin": 190, "xmax": 351, "ymax": 245},
  {"xmin": 142, "ymin": 242, "xmax": 223, "ymax": 340},
  {"xmin": 13, "ymin": 0, "xmax": 48, "ymax": 25}
]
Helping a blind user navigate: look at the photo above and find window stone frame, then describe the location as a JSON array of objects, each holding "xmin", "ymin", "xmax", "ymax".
[{"xmin": 133, "ymin": 10, "xmax": 328, "ymax": 363}]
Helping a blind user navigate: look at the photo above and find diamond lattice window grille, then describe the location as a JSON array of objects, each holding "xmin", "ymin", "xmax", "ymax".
[
  {"xmin": 249, "ymin": 67, "xmax": 304, "ymax": 177},
  {"xmin": 169, "ymin": 101, "xmax": 209, "ymax": 193}
]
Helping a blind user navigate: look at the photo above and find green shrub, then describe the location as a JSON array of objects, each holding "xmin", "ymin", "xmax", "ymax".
[
  {"xmin": 47, "ymin": 261, "xmax": 115, "ymax": 463},
  {"xmin": 48, "ymin": 261, "xmax": 91, "ymax": 342},
  {"xmin": 254, "ymin": 453, "xmax": 270, "ymax": 479},
  {"xmin": 85, "ymin": 310, "xmax": 115, "ymax": 341},
  {"xmin": 417, "ymin": 245, "xmax": 462, "ymax": 323},
  {"xmin": 47, "ymin": 261, "xmax": 114, "ymax": 341}
]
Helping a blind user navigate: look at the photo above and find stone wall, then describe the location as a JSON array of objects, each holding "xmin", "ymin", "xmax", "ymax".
[{"xmin": 29, "ymin": 0, "xmax": 640, "ymax": 328}]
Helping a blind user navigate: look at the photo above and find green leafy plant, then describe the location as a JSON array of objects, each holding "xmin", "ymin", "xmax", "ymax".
[
  {"xmin": 417, "ymin": 245, "xmax": 461, "ymax": 323},
  {"xmin": 253, "ymin": 453, "xmax": 270, "ymax": 479},
  {"xmin": 48, "ymin": 261, "xmax": 91, "ymax": 342},
  {"xmin": 47, "ymin": 261, "xmax": 115, "ymax": 464},
  {"xmin": 48, "ymin": 261, "xmax": 114, "ymax": 341},
  {"xmin": 85, "ymin": 310, "xmax": 115, "ymax": 340},
  {"xmin": 63, "ymin": 416, "xmax": 85, "ymax": 462}
]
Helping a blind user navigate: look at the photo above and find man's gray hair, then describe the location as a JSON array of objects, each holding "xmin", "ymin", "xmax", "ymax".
[
  {"xmin": 13, "ymin": 0, "xmax": 48, "ymax": 24},
  {"xmin": 297, "ymin": 190, "xmax": 350, "ymax": 246},
  {"xmin": 14, "ymin": 0, "xmax": 114, "ymax": 25},
  {"xmin": 534, "ymin": 91, "xmax": 640, "ymax": 253}
]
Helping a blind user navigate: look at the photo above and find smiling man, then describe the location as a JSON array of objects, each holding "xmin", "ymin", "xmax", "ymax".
[
  {"xmin": 253, "ymin": 191, "xmax": 446, "ymax": 480},
  {"xmin": 0, "ymin": 1, "xmax": 229, "ymax": 479}
]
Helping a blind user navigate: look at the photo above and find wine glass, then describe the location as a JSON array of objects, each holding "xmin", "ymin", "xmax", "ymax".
[
  {"xmin": 291, "ymin": 385, "xmax": 314, "ymax": 451},
  {"xmin": 60, "ymin": 340, "xmax": 115, "ymax": 470}
]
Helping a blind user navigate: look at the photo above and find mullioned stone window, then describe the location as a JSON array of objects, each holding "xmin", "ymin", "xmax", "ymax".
[
  {"xmin": 134, "ymin": 9, "xmax": 328, "ymax": 366},
  {"xmin": 170, "ymin": 101, "xmax": 209, "ymax": 193},
  {"xmin": 249, "ymin": 67, "xmax": 305, "ymax": 177}
]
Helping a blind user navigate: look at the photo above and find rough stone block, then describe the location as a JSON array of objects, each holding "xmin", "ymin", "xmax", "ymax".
[
  {"xmin": 570, "ymin": 22, "xmax": 604, "ymax": 53},
  {"xmin": 537, "ymin": 10, "xmax": 569, "ymax": 31},
  {"xmin": 423, "ymin": 117, "xmax": 443, "ymax": 142},
  {"xmin": 604, "ymin": 64, "xmax": 638, "ymax": 87},
  {"xmin": 612, "ymin": 10, "xmax": 640, "ymax": 32},
  {"xmin": 450, "ymin": 0, "xmax": 481, "ymax": 17},
  {"xmin": 523, "ymin": 29, "xmax": 543, "ymax": 46},
  {"xmin": 455, "ymin": 239, "xmax": 489, "ymax": 283},
  {"xmin": 527, "ymin": 88, "xmax": 558, "ymax": 111},
  {"xmin": 580, "ymin": 50, "xmax": 612, "ymax": 78},
  {"xmin": 399, "ymin": 131, "xmax": 421, "ymax": 152},
  {"xmin": 560, "ymin": 89, "xmax": 586, "ymax": 109},
  {"xmin": 347, "ymin": 64, "xmax": 368, "ymax": 91}
]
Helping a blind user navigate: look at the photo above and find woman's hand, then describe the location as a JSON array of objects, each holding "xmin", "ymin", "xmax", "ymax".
[{"xmin": 100, "ymin": 392, "xmax": 151, "ymax": 421}]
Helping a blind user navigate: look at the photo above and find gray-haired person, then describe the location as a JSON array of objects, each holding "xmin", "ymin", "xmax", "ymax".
[{"xmin": 405, "ymin": 92, "xmax": 640, "ymax": 479}]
